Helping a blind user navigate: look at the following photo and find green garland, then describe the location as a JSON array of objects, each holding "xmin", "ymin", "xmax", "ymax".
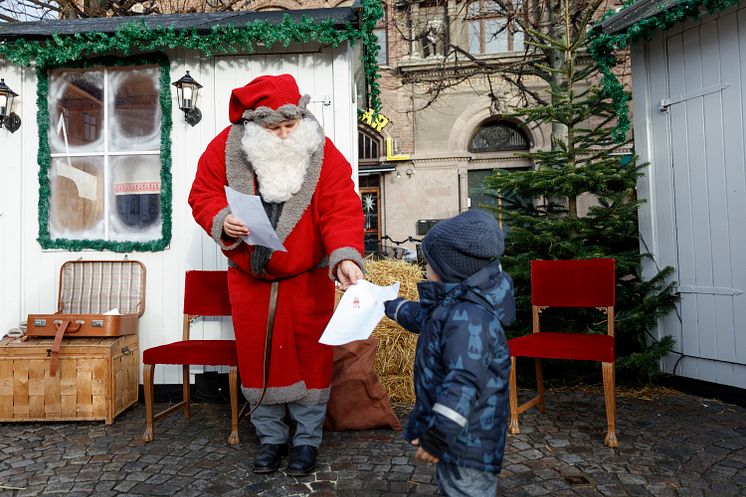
[
  {"xmin": 36, "ymin": 53, "xmax": 173, "ymax": 252},
  {"xmin": 0, "ymin": 1, "xmax": 384, "ymax": 111},
  {"xmin": 589, "ymin": 0, "xmax": 740, "ymax": 142}
]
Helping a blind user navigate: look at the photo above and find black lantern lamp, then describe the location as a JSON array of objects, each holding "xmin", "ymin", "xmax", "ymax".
[
  {"xmin": 172, "ymin": 71, "xmax": 203, "ymax": 127},
  {"xmin": 0, "ymin": 79, "xmax": 21, "ymax": 133}
]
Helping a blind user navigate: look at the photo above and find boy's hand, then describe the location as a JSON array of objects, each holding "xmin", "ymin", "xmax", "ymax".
[
  {"xmin": 384, "ymin": 298, "xmax": 404, "ymax": 320},
  {"xmin": 411, "ymin": 438, "xmax": 440, "ymax": 464}
]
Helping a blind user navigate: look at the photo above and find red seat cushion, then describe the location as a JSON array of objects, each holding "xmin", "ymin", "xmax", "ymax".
[
  {"xmin": 508, "ymin": 333, "xmax": 614, "ymax": 363},
  {"xmin": 143, "ymin": 340, "xmax": 238, "ymax": 366}
]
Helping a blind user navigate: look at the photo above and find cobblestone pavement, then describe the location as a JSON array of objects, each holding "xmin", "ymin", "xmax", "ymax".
[{"xmin": 0, "ymin": 390, "xmax": 744, "ymax": 497}]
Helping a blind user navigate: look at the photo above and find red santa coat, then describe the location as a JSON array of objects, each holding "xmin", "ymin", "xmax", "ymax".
[{"xmin": 189, "ymin": 121, "xmax": 364, "ymax": 406}]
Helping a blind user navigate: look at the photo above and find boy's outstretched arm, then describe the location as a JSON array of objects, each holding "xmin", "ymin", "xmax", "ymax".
[{"xmin": 384, "ymin": 298, "xmax": 424, "ymax": 334}]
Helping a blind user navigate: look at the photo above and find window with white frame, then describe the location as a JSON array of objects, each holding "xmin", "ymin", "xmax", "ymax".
[
  {"xmin": 42, "ymin": 60, "xmax": 169, "ymax": 250},
  {"xmin": 468, "ymin": 0, "xmax": 524, "ymax": 54}
]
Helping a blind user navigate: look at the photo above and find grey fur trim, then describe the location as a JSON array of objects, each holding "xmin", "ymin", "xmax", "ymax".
[
  {"xmin": 224, "ymin": 117, "xmax": 325, "ymax": 243},
  {"xmin": 212, "ymin": 206, "xmax": 241, "ymax": 250},
  {"xmin": 241, "ymin": 96, "xmax": 313, "ymax": 127},
  {"xmin": 240, "ymin": 381, "xmax": 329, "ymax": 406},
  {"xmin": 226, "ymin": 125, "xmax": 255, "ymax": 195},
  {"xmin": 297, "ymin": 387, "xmax": 330, "ymax": 406},
  {"xmin": 227, "ymin": 259, "xmax": 238, "ymax": 269},
  {"xmin": 328, "ymin": 247, "xmax": 365, "ymax": 281}
]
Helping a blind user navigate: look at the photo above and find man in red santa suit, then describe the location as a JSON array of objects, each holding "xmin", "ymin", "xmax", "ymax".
[{"xmin": 189, "ymin": 74, "xmax": 365, "ymax": 476}]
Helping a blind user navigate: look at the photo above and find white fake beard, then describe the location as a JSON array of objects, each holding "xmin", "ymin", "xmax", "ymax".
[{"xmin": 241, "ymin": 118, "xmax": 324, "ymax": 203}]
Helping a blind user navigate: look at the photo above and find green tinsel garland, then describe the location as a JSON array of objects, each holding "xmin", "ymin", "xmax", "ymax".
[
  {"xmin": 589, "ymin": 0, "xmax": 740, "ymax": 142},
  {"xmin": 0, "ymin": 1, "xmax": 383, "ymax": 111},
  {"xmin": 36, "ymin": 53, "xmax": 173, "ymax": 252}
]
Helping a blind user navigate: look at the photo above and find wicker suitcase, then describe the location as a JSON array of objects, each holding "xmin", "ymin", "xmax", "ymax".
[
  {"xmin": 26, "ymin": 260, "xmax": 145, "ymax": 375},
  {"xmin": 0, "ymin": 335, "xmax": 139, "ymax": 424}
]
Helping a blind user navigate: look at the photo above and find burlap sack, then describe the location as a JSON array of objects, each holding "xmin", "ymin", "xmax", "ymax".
[{"xmin": 324, "ymin": 337, "xmax": 402, "ymax": 431}]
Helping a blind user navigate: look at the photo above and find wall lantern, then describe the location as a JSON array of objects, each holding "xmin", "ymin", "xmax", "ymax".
[
  {"xmin": 171, "ymin": 71, "xmax": 203, "ymax": 127},
  {"xmin": 0, "ymin": 79, "xmax": 22, "ymax": 133}
]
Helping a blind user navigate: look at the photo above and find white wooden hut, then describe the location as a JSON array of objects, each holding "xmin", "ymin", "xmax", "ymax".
[
  {"xmin": 0, "ymin": 7, "xmax": 365, "ymax": 388},
  {"xmin": 602, "ymin": 1, "xmax": 745, "ymax": 389}
]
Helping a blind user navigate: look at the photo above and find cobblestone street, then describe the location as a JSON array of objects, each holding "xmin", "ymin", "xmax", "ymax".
[{"xmin": 0, "ymin": 390, "xmax": 744, "ymax": 496}]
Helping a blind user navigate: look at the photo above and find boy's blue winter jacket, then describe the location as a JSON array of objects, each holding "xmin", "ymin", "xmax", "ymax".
[{"xmin": 384, "ymin": 260, "xmax": 515, "ymax": 474}]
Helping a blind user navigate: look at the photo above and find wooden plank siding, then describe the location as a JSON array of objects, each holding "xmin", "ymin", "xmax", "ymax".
[
  {"xmin": 634, "ymin": 6, "xmax": 746, "ymax": 388},
  {"xmin": 0, "ymin": 44, "xmax": 357, "ymax": 387}
]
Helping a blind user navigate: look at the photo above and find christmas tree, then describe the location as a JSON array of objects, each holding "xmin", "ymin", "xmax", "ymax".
[{"xmin": 484, "ymin": 5, "xmax": 677, "ymax": 384}]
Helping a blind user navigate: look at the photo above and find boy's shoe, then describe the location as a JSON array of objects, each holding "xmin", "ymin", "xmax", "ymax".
[
  {"xmin": 253, "ymin": 444, "xmax": 288, "ymax": 474},
  {"xmin": 286, "ymin": 445, "xmax": 317, "ymax": 476}
]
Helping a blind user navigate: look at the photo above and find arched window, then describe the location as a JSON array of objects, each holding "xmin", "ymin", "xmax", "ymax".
[
  {"xmin": 358, "ymin": 126, "xmax": 383, "ymax": 165},
  {"xmin": 469, "ymin": 120, "xmax": 530, "ymax": 152}
]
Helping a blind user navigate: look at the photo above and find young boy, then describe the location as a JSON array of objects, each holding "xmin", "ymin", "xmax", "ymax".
[{"xmin": 384, "ymin": 210, "xmax": 515, "ymax": 497}]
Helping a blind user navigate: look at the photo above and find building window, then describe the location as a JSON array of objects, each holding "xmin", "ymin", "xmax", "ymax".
[
  {"xmin": 361, "ymin": 185, "xmax": 382, "ymax": 254},
  {"xmin": 468, "ymin": 0, "xmax": 524, "ymax": 54},
  {"xmin": 469, "ymin": 120, "xmax": 530, "ymax": 152},
  {"xmin": 359, "ymin": 126, "xmax": 383, "ymax": 164},
  {"xmin": 373, "ymin": 27, "xmax": 388, "ymax": 66},
  {"xmin": 43, "ymin": 60, "xmax": 168, "ymax": 250}
]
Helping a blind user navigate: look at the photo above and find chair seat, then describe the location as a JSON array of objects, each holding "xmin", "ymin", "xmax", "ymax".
[
  {"xmin": 508, "ymin": 333, "xmax": 614, "ymax": 363},
  {"xmin": 143, "ymin": 340, "xmax": 238, "ymax": 366}
]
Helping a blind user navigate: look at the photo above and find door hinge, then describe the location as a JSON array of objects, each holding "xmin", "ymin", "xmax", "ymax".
[
  {"xmin": 659, "ymin": 83, "xmax": 730, "ymax": 112},
  {"xmin": 676, "ymin": 285, "xmax": 743, "ymax": 296}
]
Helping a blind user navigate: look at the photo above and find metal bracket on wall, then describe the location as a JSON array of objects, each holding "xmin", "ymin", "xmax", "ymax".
[
  {"xmin": 310, "ymin": 96, "xmax": 331, "ymax": 106},
  {"xmin": 676, "ymin": 285, "xmax": 743, "ymax": 296},
  {"xmin": 659, "ymin": 83, "xmax": 730, "ymax": 112}
]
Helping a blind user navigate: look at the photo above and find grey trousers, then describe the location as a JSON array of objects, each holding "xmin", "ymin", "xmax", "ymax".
[
  {"xmin": 250, "ymin": 403, "xmax": 327, "ymax": 447},
  {"xmin": 436, "ymin": 461, "xmax": 498, "ymax": 497}
]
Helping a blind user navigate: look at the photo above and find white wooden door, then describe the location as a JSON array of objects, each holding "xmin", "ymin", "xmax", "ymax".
[
  {"xmin": 213, "ymin": 47, "xmax": 345, "ymax": 148},
  {"xmin": 663, "ymin": 9, "xmax": 746, "ymax": 387}
]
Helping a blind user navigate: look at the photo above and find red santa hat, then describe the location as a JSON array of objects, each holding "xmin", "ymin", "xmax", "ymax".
[{"xmin": 229, "ymin": 73, "xmax": 311, "ymax": 126}]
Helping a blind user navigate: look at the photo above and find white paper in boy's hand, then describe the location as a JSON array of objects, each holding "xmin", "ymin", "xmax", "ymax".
[
  {"xmin": 224, "ymin": 186, "xmax": 287, "ymax": 252},
  {"xmin": 319, "ymin": 279, "xmax": 400, "ymax": 346}
]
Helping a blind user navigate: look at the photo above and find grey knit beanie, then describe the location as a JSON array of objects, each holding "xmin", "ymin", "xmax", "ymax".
[{"xmin": 422, "ymin": 210, "xmax": 504, "ymax": 283}]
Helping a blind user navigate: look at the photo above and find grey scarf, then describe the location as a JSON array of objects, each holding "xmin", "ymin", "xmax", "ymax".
[{"xmin": 250, "ymin": 199, "xmax": 284, "ymax": 276}]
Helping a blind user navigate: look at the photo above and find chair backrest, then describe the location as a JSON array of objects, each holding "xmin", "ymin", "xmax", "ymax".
[
  {"xmin": 531, "ymin": 259, "xmax": 615, "ymax": 308},
  {"xmin": 184, "ymin": 271, "xmax": 232, "ymax": 317}
]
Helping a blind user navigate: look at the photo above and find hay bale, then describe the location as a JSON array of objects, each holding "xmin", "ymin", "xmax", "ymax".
[{"xmin": 365, "ymin": 258, "xmax": 421, "ymax": 404}]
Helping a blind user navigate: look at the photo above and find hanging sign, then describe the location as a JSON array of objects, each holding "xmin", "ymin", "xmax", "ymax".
[{"xmin": 359, "ymin": 108, "xmax": 410, "ymax": 161}]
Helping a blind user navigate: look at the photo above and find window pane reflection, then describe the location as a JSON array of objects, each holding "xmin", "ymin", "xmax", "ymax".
[
  {"xmin": 109, "ymin": 67, "xmax": 161, "ymax": 151},
  {"xmin": 49, "ymin": 157, "xmax": 105, "ymax": 238},
  {"xmin": 109, "ymin": 155, "xmax": 162, "ymax": 241},
  {"xmin": 49, "ymin": 69, "xmax": 104, "ymax": 153}
]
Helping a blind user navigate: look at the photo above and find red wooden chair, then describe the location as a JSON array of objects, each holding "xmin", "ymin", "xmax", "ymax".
[
  {"xmin": 508, "ymin": 259, "xmax": 618, "ymax": 447},
  {"xmin": 142, "ymin": 270, "xmax": 241, "ymax": 445}
]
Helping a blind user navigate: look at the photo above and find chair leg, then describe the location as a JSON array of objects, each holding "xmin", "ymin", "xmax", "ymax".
[
  {"xmin": 534, "ymin": 358, "xmax": 545, "ymax": 413},
  {"xmin": 142, "ymin": 364, "xmax": 155, "ymax": 443},
  {"xmin": 508, "ymin": 356, "xmax": 520, "ymax": 434},
  {"xmin": 602, "ymin": 362, "xmax": 618, "ymax": 448},
  {"xmin": 182, "ymin": 365, "xmax": 191, "ymax": 419},
  {"xmin": 227, "ymin": 366, "xmax": 240, "ymax": 446}
]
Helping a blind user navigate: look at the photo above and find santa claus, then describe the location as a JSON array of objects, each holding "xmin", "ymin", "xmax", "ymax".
[{"xmin": 189, "ymin": 74, "xmax": 365, "ymax": 476}]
